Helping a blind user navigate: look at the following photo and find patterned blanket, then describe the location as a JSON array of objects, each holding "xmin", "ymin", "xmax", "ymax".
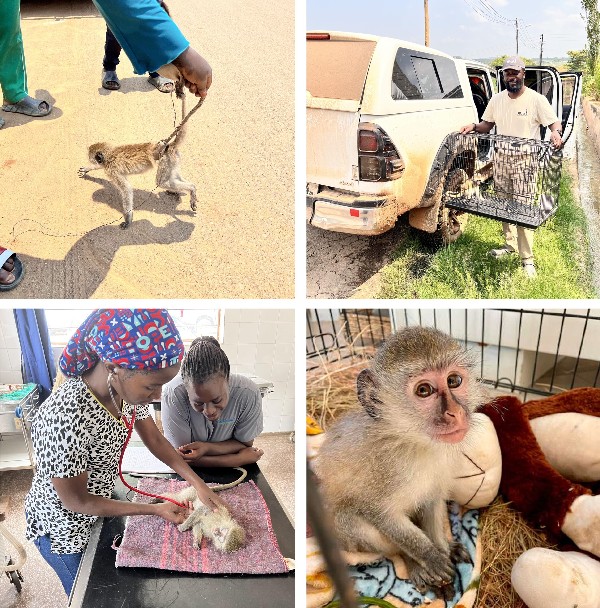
[
  {"xmin": 307, "ymin": 503, "xmax": 480, "ymax": 608},
  {"xmin": 116, "ymin": 478, "xmax": 289, "ymax": 575}
]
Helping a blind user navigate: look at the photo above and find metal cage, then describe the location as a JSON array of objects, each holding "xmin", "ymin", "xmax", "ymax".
[
  {"xmin": 307, "ymin": 308, "xmax": 600, "ymax": 401},
  {"xmin": 438, "ymin": 132, "xmax": 563, "ymax": 229}
]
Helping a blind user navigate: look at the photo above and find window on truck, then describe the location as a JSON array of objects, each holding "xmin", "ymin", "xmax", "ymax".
[
  {"xmin": 391, "ymin": 48, "xmax": 464, "ymax": 100},
  {"xmin": 307, "ymin": 39, "xmax": 377, "ymax": 101}
]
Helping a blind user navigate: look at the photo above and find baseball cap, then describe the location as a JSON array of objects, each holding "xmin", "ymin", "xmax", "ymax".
[{"xmin": 501, "ymin": 56, "xmax": 526, "ymax": 71}]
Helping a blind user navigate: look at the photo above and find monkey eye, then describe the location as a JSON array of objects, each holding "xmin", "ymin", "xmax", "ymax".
[
  {"xmin": 447, "ymin": 374, "xmax": 463, "ymax": 389},
  {"xmin": 415, "ymin": 382, "xmax": 434, "ymax": 398}
]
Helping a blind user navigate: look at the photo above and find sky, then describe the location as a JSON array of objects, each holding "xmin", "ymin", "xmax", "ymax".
[{"xmin": 306, "ymin": 0, "xmax": 587, "ymax": 60}]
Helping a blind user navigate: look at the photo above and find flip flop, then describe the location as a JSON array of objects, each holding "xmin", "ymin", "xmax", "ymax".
[
  {"xmin": 148, "ymin": 75, "xmax": 174, "ymax": 93},
  {"xmin": 102, "ymin": 70, "xmax": 121, "ymax": 90},
  {"xmin": 2, "ymin": 95, "xmax": 52, "ymax": 117},
  {"xmin": 0, "ymin": 247, "xmax": 24, "ymax": 292}
]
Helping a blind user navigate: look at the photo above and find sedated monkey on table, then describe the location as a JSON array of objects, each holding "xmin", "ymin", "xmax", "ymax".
[
  {"xmin": 152, "ymin": 467, "xmax": 247, "ymax": 553},
  {"xmin": 315, "ymin": 326, "xmax": 486, "ymax": 598},
  {"xmin": 78, "ymin": 74, "xmax": 198, "ymax": 229}
]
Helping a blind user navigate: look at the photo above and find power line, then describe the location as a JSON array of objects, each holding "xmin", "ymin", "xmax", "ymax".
[
  {"xmin": 463, "ymin": 0, "xmax": 508, "ymax": 25},
  {"xmin": 477, "ymin": 0, "xmax": 513, "ymax": 24}
]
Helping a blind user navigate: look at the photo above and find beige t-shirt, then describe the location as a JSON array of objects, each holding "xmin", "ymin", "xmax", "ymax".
[{"xmin": 482, "ymin": 86, "xmax": 559, "ymax": 140}]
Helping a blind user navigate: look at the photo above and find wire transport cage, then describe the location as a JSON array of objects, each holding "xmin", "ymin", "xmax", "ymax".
[{"xmin": 439, "ymin": 132, "xmax": 563, "ymax": 229}]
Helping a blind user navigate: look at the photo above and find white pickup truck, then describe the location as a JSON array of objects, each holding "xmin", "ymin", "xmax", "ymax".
[{"xmin": 306, "ymin": 32, "xmax": 581, "ymax": 244}]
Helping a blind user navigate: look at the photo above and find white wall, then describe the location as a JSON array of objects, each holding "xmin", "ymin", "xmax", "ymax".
[
  {"xmin": 222, "ymin": 309, "xmax": 295, "ymax": 433},
  {"xmin": 0, "ymin": 308, "xmax": 295, "ymax": 434},
  {"xmin": 0, "ymin": 310, "xmax": 23, "ymax": 384}
]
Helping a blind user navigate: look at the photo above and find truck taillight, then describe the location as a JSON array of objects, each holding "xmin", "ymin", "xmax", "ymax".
[{"xmin": 357, "ymin": 123, "xmax": 404, "ymax": 181}]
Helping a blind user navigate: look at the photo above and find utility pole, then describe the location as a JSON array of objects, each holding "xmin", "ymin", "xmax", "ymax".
[
  {"xmin": 539, "ymin": 33, "xmax": 544, "ymax": 65},
  {"xmin": 516, "ymin": 17, "xmax": 519, "ymax": 54},
  {"xmin": 424, "ymin": 0, "xmax": 430, "ymax": 46}
]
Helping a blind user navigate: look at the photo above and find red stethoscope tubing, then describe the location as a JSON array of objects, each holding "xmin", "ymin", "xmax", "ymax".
[{"xmin": 117, "ymin": 404, "xmax": 187, "ymax": 509}]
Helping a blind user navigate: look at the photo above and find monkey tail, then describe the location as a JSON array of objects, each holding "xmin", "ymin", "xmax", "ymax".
[{"xmin": 212, "ymin": 467, "xmax": 248, "ymax": 492}]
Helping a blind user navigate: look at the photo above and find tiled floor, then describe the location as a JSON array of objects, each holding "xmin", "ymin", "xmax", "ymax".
[{"xmin": 0, "ymin": 432, "xmax": 294, "ymax": 608}]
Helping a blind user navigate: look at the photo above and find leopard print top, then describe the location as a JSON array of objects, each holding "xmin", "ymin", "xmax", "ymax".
[{"xmin": 25, "ymin": 377, "xmax": 150, "ymax": 553}]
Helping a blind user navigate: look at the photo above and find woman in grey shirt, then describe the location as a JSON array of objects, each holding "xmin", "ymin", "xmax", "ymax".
[{"xmin": 161, "ymin": 337, "xmax": 264, "ymax": 467}]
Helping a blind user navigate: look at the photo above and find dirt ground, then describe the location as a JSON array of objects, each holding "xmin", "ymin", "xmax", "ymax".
[{"xmin": 1, "ymin": 0, "xmax": 294, "ymax": 299}]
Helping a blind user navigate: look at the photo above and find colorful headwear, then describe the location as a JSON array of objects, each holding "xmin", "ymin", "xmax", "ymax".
[{"xmin": 60, "ymin": 309, "xmax": 185, "ymax": 377}]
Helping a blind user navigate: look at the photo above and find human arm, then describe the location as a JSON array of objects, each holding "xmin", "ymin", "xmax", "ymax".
[
  {"xmin": 92, "ymin": 0, "xmax": 212, "ymax": 97},
  {"xmin": 459, "ymin": 120, "xmax": 495, "ymax": 134},
  {"xmin": 52, "ymin": 473, "xmax": 192, "ymax": 525},
  {"xmin": 178, "ymin": 439, "xmax": 264, "ymax": 467},
  {"xmin": 547, "ymin": 120, "xmax": 563, "ymax": 149},
  {"xmin": 134, "ymin": 415, "xmax": 227, "ymax": 510}
]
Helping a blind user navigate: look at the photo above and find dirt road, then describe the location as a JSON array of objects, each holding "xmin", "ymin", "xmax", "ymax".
[
  {"xmin": 1, "ymin": 0, "xmax": 294, "ymax": 298},
  {"xmin": 306, "ymin": 220, "xmax": 412, "ymax": 299}
]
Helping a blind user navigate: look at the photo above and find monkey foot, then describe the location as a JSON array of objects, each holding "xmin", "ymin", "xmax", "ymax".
[{"xmin": 449, "ymin": 541, "xmax": 472, "ymax": 565}]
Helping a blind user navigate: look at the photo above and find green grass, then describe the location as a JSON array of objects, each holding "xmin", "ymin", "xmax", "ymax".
[{"xmin": 378, "ymin": 173, "xmax": 595, "ymax": 299}]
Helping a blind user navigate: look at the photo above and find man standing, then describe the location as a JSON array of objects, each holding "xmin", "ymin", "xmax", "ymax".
[{"xmin": 460, "ymin": 56, "xmax": 563, "ymax": 278}]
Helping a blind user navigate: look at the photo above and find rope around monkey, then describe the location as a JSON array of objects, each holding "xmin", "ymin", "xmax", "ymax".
[{"xmin": 9, "ymin": 92, "xmax": 206, "ymax": 242}]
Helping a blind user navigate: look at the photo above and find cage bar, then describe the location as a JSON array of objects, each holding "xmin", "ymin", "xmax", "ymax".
[{"xmin": 433, "ymin": 132, "xmax": 563, "ymax": 229}]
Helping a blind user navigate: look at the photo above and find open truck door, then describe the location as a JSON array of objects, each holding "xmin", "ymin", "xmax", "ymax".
[{"xmin": 498, "ymin": 66, "xmax": 582, "ymax": 143}]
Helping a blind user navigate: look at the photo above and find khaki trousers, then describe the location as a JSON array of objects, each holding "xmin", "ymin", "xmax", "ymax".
[{"xmin": 494, "ymin": 151, "xmax": 537, "ymax": 263}]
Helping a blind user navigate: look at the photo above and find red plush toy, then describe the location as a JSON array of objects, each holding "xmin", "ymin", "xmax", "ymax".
[{"xmin": 477, "ymin": 388, "xmax": 600, "ymax": 608}]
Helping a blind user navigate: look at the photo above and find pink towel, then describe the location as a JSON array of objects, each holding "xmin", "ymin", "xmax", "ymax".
[{"xmin": 115, "ymin": 478, "xmax": 289, "ymax": 574}]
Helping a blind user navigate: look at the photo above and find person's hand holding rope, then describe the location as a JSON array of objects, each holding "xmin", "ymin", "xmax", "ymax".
[{"xmin": 173, "ymin": 46, "xmax": 212, "ymax": 98}]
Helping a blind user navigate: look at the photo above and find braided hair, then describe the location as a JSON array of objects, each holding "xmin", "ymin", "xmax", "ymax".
[{"xmin": 181, "ymin": 336, "xmax": 230, "ymax": 385}]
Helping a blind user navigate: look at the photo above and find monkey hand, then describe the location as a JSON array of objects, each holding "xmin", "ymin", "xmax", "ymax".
[
  {"xmin": 408, "ymin": 549, "xmax": 455, "ymax": 591},
  {"xmin": 172, "ymin": 46, "xmax": 212, "ymax": 98},
  {"xmin": 238, "ymin": 446, "xmax": 264, "ymax": 464},
  {"xmin": 78, "ymin": 167, "xmax": 90, "ymax": 178},
  {"xmin": 151, "ymin": 499, "xmax": 193, "ymax": 526}
]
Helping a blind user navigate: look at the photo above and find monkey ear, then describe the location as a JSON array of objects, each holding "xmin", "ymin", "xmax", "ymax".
[
  {"xmin": 357, "ymin": 369, "xmax": 382, "ymax": 419},
  {"xmin": 94, "ymin": 151, "xmax": 105, "ymax": 164}
]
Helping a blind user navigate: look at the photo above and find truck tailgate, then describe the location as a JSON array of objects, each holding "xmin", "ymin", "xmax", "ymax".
[{"xmin": 306, "ymin": 107, "xmax": 359, "ymax": 189}]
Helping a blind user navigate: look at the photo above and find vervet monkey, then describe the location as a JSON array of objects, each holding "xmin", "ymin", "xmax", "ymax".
[
  {"xmin": 78, "ymin": 77, "xmax": 197, "ymax": 229},
  {"xmin": 315, "ymin": 327, "xmax": 486, "ymax": 597},
  {"xmin": 153, "ymin": 467, "xmax": 246, "ymax": 553}
]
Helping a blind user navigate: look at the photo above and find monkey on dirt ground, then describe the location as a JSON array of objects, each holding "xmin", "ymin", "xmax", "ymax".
[
  {"xmin": 315, "ymin": 326, "xmax": 487, "ymax": 599},
  {"xmin": 78, "ymin": 78, "xmax": 197, "ymax": 229},
  {"xmin": 152, "ymin": 467, "xmax": 247, "ymax": 553}
]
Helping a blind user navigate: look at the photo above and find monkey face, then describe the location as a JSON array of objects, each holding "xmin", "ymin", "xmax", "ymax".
[
  {"xmin": 212, "ymin": 522, "xmax": 246, "ymax": 553},
  {"xmin": 88, "ymin": 143, "xmax": 109, "ymax": 166},
  {"xmin": 408, "ymin": 368, "xmax": 471, "ymax": 443}
]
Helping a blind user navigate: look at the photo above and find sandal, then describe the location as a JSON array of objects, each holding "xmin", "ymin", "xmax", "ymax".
[
  {"xmin": 102, "ymin": 70, "xmax": 121, "ymax": 90},
  {"xmin": 148, "ymin": 75, "xmax": 174, "ymax": 93},
  {"xmin": 2, "ymin": 95, "xmax": 52, "ymax": 117},
  {"xmin": 0, "ymin": 247, "xmax": 24, "ymax": 291},
  {"xmin": 489, "ymin": 244, "xmax": 516, "ymax": 258}
]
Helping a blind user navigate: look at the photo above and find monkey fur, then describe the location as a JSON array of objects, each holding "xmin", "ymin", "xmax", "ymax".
[
  {"xmin": 78, "ymin": 78, "xmax": 198, "ymax": 229},
  {"xmin": 315, "ymin": 326, "xmax": 487, "ymax": 598},
  {"xmin": 153, "ymin": 467, "xmax": 246, "ymax": 553}
]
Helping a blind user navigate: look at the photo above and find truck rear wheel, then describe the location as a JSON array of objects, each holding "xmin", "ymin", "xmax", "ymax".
[{"xmin": 419, "ymin": 206, "xmax": 464, "ymax": 249}]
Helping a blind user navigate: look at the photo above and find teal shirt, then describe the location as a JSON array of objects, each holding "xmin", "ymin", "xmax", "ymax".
[{"xmin": 93, "ymin": 0, "xmax": 189, "ymax": 74}]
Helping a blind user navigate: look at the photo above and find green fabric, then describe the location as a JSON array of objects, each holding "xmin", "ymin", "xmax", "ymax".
[
  {"xmin": 0, "ymin": 0, "xmax": 28, "ymax": 104},
  {"xmin": 0, "ymin": 383, "xmax": 37, "ymax": 403}
]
